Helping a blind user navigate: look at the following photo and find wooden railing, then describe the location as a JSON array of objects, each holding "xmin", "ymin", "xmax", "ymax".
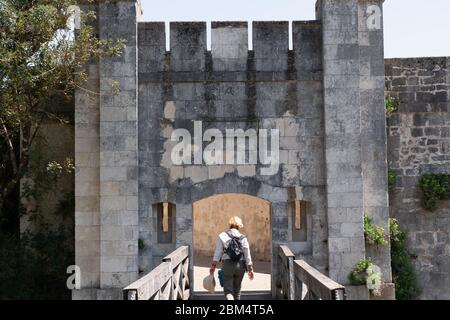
[
  {"xmin": 293, "ymin": 259, "xmax": 346, "ymax": 300},
  {"xmin": 123, "ymin": 246, "xmax": 190, "ymax": 300},
  {"xmin": 277, "ymin": 245, "xmax": 346, "ymax": 300},
  {"xmin": 276, "ymin": 245, "xmax": 295, "ymax": 300}
]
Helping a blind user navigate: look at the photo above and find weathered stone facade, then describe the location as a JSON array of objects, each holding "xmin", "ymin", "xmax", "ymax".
[
  {"xmin": 386, "ymin": 57, "xmax": 450, "ymax": 299},
  {"xmin": 137, "ymin": 18, "xmax": 329, "ymax": 298},
  {"xmin": 73, "ymin": 0, "xmax": 393, "ymax": 299}
]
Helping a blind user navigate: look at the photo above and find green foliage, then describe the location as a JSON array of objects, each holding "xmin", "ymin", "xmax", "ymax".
[
  {"xmin": 364, "ymin": 214, "xmax": 388, "ymax": 246},
  {"xmin": 138, "ymin": 238, "xmax": 145, "ymax": 250},
  {"xmin": 0, "ymin": 0, "xmax": 125, "ymax": 211},
  {"xmin": 385, "ymin": 96, "xmax": 399, "ymax": 115},
  {"xmin": 0, "ymin": 1, "xmax": 123, "ymax": 299},
  {"xmin": 0, "ymin": 165, "xmax": 74, "ymax": 300},
  {"xmin": 0, "ymin": 223, "xmax": 74, "ymax": 299},
  {"xmin": 388, "ymin": 168, "xmax": 397, "ymax": 193},
  {"xmin": 389, "ymin": 218, "xmax": 420, "ymax": 300},
  {"xmin": 349, "ymin": 258, "xmax": 373, "ymax": 286},
  {"xmin": 0, "ymin": 141, "xmax": 75, "ymax": 299},
  {"xmin": 418, "ymin": 174, "xmax": 450, "ymax": 211}
]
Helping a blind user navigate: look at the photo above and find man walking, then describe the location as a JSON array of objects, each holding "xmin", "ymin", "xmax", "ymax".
[{"xmin": 209, "ymin": 216, "xmax": 254, "ymax": 300}]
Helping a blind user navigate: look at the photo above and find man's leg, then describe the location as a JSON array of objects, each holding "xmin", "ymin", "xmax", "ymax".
[
  {"xmin": 222, "ymin": 260, "xmax": 235, "ymax": 300},
  {"xmin": 233, "ymin": 262, "xmax": 246, "ymax": 300}
]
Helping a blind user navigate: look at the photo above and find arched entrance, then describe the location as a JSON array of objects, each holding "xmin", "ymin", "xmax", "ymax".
[{"xmin": 192, "ymin": 193, "xmax": 272, "ymax": 296}]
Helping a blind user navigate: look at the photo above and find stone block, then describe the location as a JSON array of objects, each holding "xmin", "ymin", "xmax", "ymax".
[
  {"xmin": 76, "ymin": 138, "xmax": 100, "ymax": 153},
  {"xmin": 328, "ymin": 237, "xmax": 351, "ymax": 253},
  {"xmin": 253, "ymin": 21, "xmax": 289, "ymax": 72},
  {"xmin": 185, "ymin": 166, "xmax": 208, "ymax": 184},
  {"xmin": 101, "ymin": 167, "xmax": 128, "ymax": 182},
  {"xmin": 211, "ymin": 22, "xmax": 248, "ymax": 72},
  {"xmin": 76, "ymin": 181, "xmax": 99, "ymax": 197},
  {"xmin": 76, "ymin": 225, "xmax": 100, "ymax": 241},
  {"xmin": 75, "ymin": 212, "xmax": 100, "ymax": 227},
  {"xmin": 345, "ymin": 286, "xmax": 370, "ymax": 300},
  {"xmin": 76, "ymin": 196, "xmax": 100, "ymax": 212},
  {"xmin": 371, "ymin": 283, "xmax": 396, "ymax": 300},
  {"xmin": 237, "ymin": 165, "xmax": 256, "ymax": 177},
  {"xmin": 170, "ymin": 22, "xmax": 206, "ymax": 72}
]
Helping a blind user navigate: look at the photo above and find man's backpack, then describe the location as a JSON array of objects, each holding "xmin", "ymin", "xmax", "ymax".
[{"xmin": 224, "ymin": 231, "xmax": 245, "ymax": 261}]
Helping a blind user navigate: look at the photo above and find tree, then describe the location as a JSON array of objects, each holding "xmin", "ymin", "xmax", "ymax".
[
  {"xmin": 0, "ymin": 0, "xmax": 124, "ymax": 299},
  {"xmin": 0, "ymin": 0, "xmax": 124, "ymax": 235}
]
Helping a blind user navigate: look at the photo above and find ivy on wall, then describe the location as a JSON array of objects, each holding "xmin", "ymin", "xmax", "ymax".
[
  {"xmin": 358, "ymin": 213, "xmax": 420, "ymax": 300},
  {"xmin": 385, "ymin": 96, "xmax": 399, "ymax": 115},
  {"xmin": 389, "ymin": 218, "xmax": 420, "ymax": 300},
  {"xmin": 388, "ymin": 168, "xmax": 397, "ymax": 193},
  {"xmin": 418, "ymin": 174, "xmax": 450, "ymax": 211}
]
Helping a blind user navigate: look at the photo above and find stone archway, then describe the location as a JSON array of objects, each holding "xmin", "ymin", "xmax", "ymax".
[{"xmin": 192, "ymin": 193, "xmax": 272, "ymax": 294}]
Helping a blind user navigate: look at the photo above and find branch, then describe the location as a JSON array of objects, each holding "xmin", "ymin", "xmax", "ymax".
[
  {"xmin": 0, "ymin": 117, "xmax": 18, "ymax": 175},
  {"xmin": 2, "ymin": 164, "xmax": 25, "ymax": 201},
  {"xmin": 25, "ymin": 113, "xmax": 45, "ymax": 156},
  {"xmin": 75, "ymin": 83, "xmax": 101, "ymax": 96}
]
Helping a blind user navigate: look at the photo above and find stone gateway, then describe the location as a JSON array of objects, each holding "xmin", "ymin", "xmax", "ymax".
[{"xmin": 72, "ymin": 0, "xmax": 450, "ymax": 300}]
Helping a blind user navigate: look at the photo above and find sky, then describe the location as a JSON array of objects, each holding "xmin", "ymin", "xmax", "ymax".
[{"xmin": 141, "ymin": 0, "xmax": 450, "ymax": 58}]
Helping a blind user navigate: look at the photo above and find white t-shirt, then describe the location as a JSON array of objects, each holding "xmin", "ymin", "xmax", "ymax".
[{"xmin": 212, "ymin": 228, "xmax": 253, "ymax": 265}]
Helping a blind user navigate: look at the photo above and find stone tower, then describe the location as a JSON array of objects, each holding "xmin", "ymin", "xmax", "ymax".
[
  {"xmin": 74, "ymin": 0, "xmax": 142, "ymax": 300},
  {"xmin": 73, "ymin": 0, "xmax": 393, "ymax": 300},
  {"xmin": 317, "ymin": 0, "xmax": 392, "ymax": 294}
]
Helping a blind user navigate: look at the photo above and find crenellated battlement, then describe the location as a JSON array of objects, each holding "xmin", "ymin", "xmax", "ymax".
[
  {"xmin": 138, "ymin": 21, "xmax": 322, "ymax": 52},
  {"xmin": 138, "ymin": 21, "xmax": 323, "ymax": 82}
]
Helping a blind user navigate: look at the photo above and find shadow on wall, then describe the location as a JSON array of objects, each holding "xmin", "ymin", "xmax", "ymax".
[{"xmin": 193, "ymin": 193, "xmax": 272, "ymax": 262}]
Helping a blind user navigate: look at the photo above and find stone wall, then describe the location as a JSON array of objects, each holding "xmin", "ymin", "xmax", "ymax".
[{"xmin": 386, "ymin": 57, "xmax": 450, "ymax": 299}]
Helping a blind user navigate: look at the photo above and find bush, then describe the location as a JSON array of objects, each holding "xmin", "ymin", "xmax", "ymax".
[
  {"xmin": 389, "ymin": 218, "xmax": 419, "ymax": 300},
  {"xmin": 349, "ymin": 258, "xmax": 373, "ymax": 286},
  {"xmin": 364, "ymin": 214, "xmax": 388, "ymax": 246},
  {"xmin": 418, "ymin": 174, "xmax": 450, "ymax": 211},
  {"xmin": 0, "ymin": 224, "xmax": 74, "ymax": 300}
]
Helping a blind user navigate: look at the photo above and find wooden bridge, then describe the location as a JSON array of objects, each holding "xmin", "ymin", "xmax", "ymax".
[{"xmin": 123, "ymin": 245, "xmax": 346, "ymax": 300}]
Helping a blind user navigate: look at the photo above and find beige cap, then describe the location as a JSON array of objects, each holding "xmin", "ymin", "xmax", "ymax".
[{"xmin": 203, "ymin": 274, "xmax": 216, "ymax": 293}]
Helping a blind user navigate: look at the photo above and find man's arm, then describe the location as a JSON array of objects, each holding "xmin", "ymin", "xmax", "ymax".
[
  {"xmin": 242, "ymin": 237, "xmax": 254, "ymax": 280},
  {"xmin": 210, "ymin": 237, "xmax": 223, "ymax": 274},
  {"xmin": 241, "ymin": 237, "xmax": 253, "ymax": 266}
]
